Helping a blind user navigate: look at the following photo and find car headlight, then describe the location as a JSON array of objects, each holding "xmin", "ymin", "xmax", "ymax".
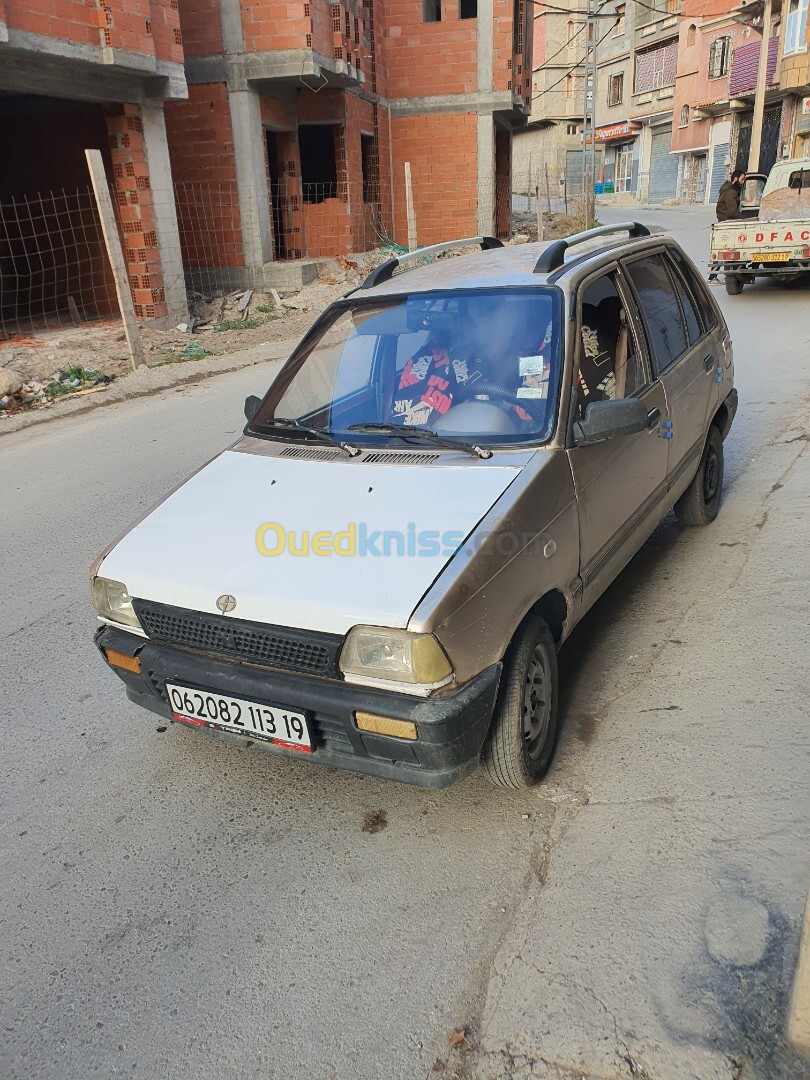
[
  {"xmin": 91, "ymin": 577, "xmax": 141, "ymax": 630},
  {"xmin": 340, "ymin": 626, "xmax": 453, "ymax": 689}
]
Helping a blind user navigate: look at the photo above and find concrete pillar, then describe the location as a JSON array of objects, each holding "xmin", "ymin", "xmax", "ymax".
[
  {"xmin": 228, "ymin": 89, "xmax": 274, "ymax": 268},
  {"xmin": 476, "ymin": 0, "xmax": 495, "ymax": 235},
  {"xmin": 141, "ymin": 103, "xmax": 189, "ymax": 324},
  {"xmin": 477, "ymin": 113, "xmax": 495, "ymax": 235}
]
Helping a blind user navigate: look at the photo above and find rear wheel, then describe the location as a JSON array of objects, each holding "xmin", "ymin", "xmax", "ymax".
[
  {"xmin": 483, "ymin": 615, "xmax": 559, "ymax": 789},
  {"xmin": 725, "ymin": 274, "xmax": 744, "ymax": 295},
  {"xmin": 674, "ymin": 425, "xmax": 724, "ymax": 526}
]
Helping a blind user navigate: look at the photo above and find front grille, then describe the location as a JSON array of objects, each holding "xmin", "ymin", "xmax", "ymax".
[{"xmin": 133, "ymin": 599, "xmax": 342, "ymax": 677}]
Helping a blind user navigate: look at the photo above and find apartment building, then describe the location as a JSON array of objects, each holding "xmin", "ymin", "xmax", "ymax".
[
  {"xmin": 594, "ymin": 0, "xmax": 682, "ymax": 202},
  {"xmin": 167, "ymin": 0, "xmax": 532, "ymax": 287},
  {"xmin": 0, "ymin": 0, "xmax": 190, "ymax": 325},
  {"xmin": 513, "ymin": 3, "xmax": 600, "ymax": 198},
  {"xmin": 670, "ymin": 0, "xmax": 757, "ymax": 204}
]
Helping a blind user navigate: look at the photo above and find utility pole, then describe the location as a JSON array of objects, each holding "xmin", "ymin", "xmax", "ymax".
[
  {"xmin": 748, "ymin": 0, "xmax": 773, "ymax": 173},
  {"xmin": 581, "ymin": 0, "xmax": 598, "ymax": 223}
]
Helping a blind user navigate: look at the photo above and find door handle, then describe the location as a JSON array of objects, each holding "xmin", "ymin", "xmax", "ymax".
[
  {"xmin": 704, "ymin": 355, "xmax": 714, "ymax": 372},
  {"xmin": 647, "ymin": 407, "xmax": 661, "ymax": 429}
]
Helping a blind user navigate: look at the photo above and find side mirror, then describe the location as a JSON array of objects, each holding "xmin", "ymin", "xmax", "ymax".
[
  {"xmin": 244, "ymin": 394, "xmax": 262, "ymax": 423},
  {"xmin": 573, "ymin": 397, "xmax": 648, "ymax": 446}
]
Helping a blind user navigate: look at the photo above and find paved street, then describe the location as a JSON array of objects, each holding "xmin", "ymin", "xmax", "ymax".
[{"xmin": 2, "ymin": 209, "xmax": 809, "ymax": 1080}]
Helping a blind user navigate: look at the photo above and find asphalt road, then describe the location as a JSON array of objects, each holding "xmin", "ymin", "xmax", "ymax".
[{"xmin": 2, "ymin": 209, "xmax": 809, "ymax": 1080}]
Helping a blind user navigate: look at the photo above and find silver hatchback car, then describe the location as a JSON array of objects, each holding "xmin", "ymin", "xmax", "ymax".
[{"xmin": 92, "ymin": 223, "xmax": 737, "ymax": 789}]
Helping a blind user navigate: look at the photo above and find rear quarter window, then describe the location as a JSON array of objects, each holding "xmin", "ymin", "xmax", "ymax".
[{"xmin": 668, "ymin": 247, "xmax": 717, "ymax": 334}]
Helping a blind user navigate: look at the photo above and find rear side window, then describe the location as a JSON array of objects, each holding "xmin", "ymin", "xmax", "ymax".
[
  {"xmin": 669, "ymin": 247, "xmax": 717, "ymax": 333},
  {"xmin": 666, "ymin": 257, "xmax": 701, "ymax": 345},
  {"xmin": 625, "ymin": 254, "xmax": 688, "ymax": 374}
]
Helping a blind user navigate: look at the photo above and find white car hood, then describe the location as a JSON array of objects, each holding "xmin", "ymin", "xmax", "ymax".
[{"xmin": 100, "ymin": 449, "xmax": 522, "ymax": 635}]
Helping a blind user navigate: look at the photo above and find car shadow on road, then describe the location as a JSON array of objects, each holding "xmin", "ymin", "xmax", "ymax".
[{"xmin": 554, "ymin": 510, "xmax": 684, "ymax": 759}]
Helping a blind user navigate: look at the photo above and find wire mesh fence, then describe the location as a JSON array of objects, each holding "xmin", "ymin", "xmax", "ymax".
[
  {"xmin": 0, "ymin": 170, "xmax": 595, "ymax": 343},
  {"xmin": 0, "ymin": 188, "xmax": 120, "ymax": 340}
]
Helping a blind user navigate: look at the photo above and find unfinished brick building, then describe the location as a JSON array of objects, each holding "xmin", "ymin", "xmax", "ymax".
[
  {"xmin": 0, "ymin": 0, "xmax": 530, "ymax": 332},
  {"xmin": 167, "ymin": 0, "xmax": 532, "ymax": 287},
  {"xmin": 0, "ymin": 0, "xmax": 190, "ymax": 326}
]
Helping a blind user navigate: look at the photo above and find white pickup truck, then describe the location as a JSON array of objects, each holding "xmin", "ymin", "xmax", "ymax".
[{"xmin": 710, "ymin": 157, "xmax": 810, "ymax": 295}]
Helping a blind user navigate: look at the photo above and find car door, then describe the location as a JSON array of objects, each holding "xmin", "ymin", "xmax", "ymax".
[
  {"xmin": 623, "ymin": 249, "xmax": 714, "ymax": 497},
  {"xmin": 566, "ymin": 266, "xmax": 670, "ymax": 603}
]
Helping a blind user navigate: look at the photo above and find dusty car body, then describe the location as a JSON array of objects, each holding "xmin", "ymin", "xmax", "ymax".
[
  {"xmin": 92, "ymin": 223, "xmax": 737, "ymax": 789},
  {"xmin": 710, "ymin": 158, "xmax": 810, "ymax": 294}
]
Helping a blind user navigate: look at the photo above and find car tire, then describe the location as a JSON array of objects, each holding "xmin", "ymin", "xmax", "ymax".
[
  {"xmin": 482, "ymin": 615, "xmax": 559, "ymax": 789},
  {"xmin": 674, "ymin": 425, "xmax": 724, "ymax": 526},
  {"xmin": 725, "ymin": 274, "xmax": 744, "ymax": 295}
]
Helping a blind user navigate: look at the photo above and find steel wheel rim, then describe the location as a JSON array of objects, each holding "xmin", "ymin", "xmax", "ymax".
[
  {"xmin": 523, "ymin": 644, "xmax": 551, "ymax": 760},
  {"xmin": 703, "ymin": 445, "xmax": 719, "ymax": 504}
]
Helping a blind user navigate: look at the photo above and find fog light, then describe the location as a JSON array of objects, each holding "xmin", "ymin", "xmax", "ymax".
[
  {"xmin": 103, "ymin": 648, "xmax": 141, "ymax": 674},
  {"xmin": 354, "ymin": 712, "xmax": 418, "ymax": 740}
]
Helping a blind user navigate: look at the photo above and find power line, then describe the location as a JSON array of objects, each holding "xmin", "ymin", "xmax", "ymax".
[
  {"xmin": 535, "ymin": 0, "xmax": 613, "ymax": 67},
  {"xmin": 533, "ymin": 15, "xmax": 619, "ymax": 99}
]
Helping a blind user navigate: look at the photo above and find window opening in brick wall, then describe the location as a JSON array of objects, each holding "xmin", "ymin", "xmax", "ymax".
[
  {"xmin": 460, "ymin": 0, "xmax": 477, "ymax": 16},
  {"xmin": 785, "ymin": 0, "xmax": 808, "ymax": 55},
  {"xmin": 680, "ymin": 105, "xmax": 689, "ymax": 126},
  {"xmin": 423, "ymin": 0, "xmax": 441, "ymax": 21},
  {"xmin": 608, "ymin": 71, "xmax": 623, "ymax": 104},
  {"xmin": 614, "ymin": 3, "xmax": 625, "ymax": 34},
  {"xmin": 634, "ymin": 41, "xmax": 677, "ymax": 92},
  {"xmin": 687, "ymin": 23, "xmax": 696, "ymax": 46},
  {"xmin": 299, "ymin": 124, "xmax": 339, "ymax": 203}
]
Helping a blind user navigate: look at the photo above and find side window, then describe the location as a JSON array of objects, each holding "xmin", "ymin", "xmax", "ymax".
[
  {"xmin": 666, "ymin": 256, "xmax": 701, "ymax": 345},
  {"xmin": 669, "ymin": 247, "xmax": 717, "ymax": 332},
  {"xmin": 575, "ymin": 272, "xmax": 647, "ymax": 421},
  {"xmin": 625, "ymin": 254, "xmax": 688, "ymax": 374}
]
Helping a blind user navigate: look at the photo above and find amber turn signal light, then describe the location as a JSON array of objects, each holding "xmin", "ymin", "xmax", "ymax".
[
  {"xmin": 103, "ymin": 648, "xmax": 141, "ymax": 674},
  {"xmin": 354, "ymin": 712, "xmax": 418, "ymax": 741}
]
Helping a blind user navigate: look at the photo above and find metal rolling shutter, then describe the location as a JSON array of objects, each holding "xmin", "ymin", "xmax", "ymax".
[
  {"xmin": 710, "ymin": 143, "xmax": 730, "ymax": 202},
  {"xmin": 648, "ymin": 126, "xmax": 678, "ymax": 203}
]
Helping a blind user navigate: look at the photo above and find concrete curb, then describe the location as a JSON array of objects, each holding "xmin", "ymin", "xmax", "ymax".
[
  {"xmin": 0, "ymin": 337, "xmax": 297, "ymax": 438},
  {"xmin": 788, "ymin": 888, "xmax": 810, "ymax": 1051}
]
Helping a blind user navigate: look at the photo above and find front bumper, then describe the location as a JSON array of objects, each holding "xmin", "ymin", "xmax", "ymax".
[{"xmin": 96, "ymin": 624, "xmax": 502, "ymax": 789}]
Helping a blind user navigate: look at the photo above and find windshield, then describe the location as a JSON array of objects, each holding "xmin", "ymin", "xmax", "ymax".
[{"xmin": 251, "ymin": 289, "xmax": 562, "ymax": 447}]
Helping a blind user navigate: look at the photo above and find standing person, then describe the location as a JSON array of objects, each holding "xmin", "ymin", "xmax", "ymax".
[{"xmin": 708, "ymin": 170, "xmax": 746, "ymax": 283}]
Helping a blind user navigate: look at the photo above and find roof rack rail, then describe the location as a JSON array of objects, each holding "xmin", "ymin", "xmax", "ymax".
[
  {"xmin": 360, "ymin": 236, "xmax": 504, "ymax": 290},
  {"xmin": 533, "ymin": 221, "xmax": 651, "ymax": 275}
]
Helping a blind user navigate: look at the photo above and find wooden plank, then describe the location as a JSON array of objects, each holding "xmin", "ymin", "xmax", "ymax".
[
  {"xmin": 84, "ymin": 149, "xmax": 145, "ymax": 371},
  {"xmin": 404, "ymin": 161, "xmax": 417, "ymax": 252}
]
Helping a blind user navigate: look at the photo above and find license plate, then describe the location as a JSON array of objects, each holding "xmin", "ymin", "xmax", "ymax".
[
  {"xmin": 758, "ymin": 252, "xmax": 790, "ymax": 263},
  {"xmin": 166, "ymin": 683, "xmax": 312, "ymax": 751}
]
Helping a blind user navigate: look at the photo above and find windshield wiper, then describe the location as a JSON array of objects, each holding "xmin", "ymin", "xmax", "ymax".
[
  {"xmin": 258, "ymin": 417, "xmax": 360, "ymax": 457},
  {"xmin": 347, "ymin": 423, "xmax": 493, "ymax": 460}
]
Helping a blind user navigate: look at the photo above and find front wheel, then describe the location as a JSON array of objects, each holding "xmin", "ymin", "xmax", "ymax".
[
  {"xmin": 725, "ymin": 274, "xmax": 744, "ymax": 295},
  {"xmin": 674, "ymin": 425, "xmax": 724, "ymax": 526},
  {"xmin": 482, "ymin": 615, "xmax": 559, "ymax": 789}
]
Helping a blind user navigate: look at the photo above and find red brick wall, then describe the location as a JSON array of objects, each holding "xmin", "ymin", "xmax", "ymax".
[
  {"xmin": 3, "ymin": 0, "xmax": 182, "ymax": 62},
  {"xmin": 382, "ymin": 1, "xmax": 477, "ymax": 99},
  {"xmin": 106, "ymin": 103, "xmax": 168, "ymax": 319},
  {"xmin": 165, "ymin": 84, "xmax": 245, "ymax": 269},
  {"xmin": 390, "ymin": 111, "xmax": 479, "ymax": 246},
  {"xmin": 176, "ymin": 0, "xmax": 222, "ymax": 55},
  {"xmin": 165, "ymin": 83, "xmax": 237, "ymax": 182},
  {"xmin": 241, "ymin": 0, "xmax": 311, "ymax": 52}
]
